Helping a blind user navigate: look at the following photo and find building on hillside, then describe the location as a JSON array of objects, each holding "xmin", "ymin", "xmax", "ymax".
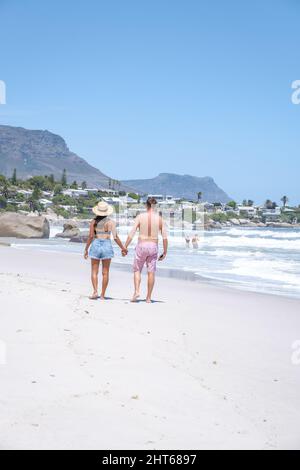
[
  {"xmin": 101, "ymin": 196, "xmax": 139, "ymax": 206},
  {"xmin": 63, "ymin": 189, "xmax": 89, "ymax": 198},
  {"xmin": 85, "ymin": 188, "xmax": 100, "ymax": 196},
  {"xmin": 261, "ymin": 207, "xmax": 281, "ymax": 221},
  {"xmin": 98, "ymin": 188, "xmax": 119, "ymax": 196},
  {"xmin": 282, "ymin": 208, "xmax": 295, "ymax": 214},
  {"xmin": 237, "ymin": 205, "xmax": 258, "ymax": 217},
  {"xmin": 140, "ymin": 194, "xmax": 180, "ymax": 207},
  {"xmin": 60, "ymin": 205, "xmax": 78, "ymax": 213},
  {"xmin": 39, "ymin": 198, "xmax": 53, "ymax": 208},
  {"xmin": 203, "ymin": 202, "xmax": 215, "ymax": 213},
  {"xmin": 16, "ymin": 189, "xmax": 33, "ymax": 197}
]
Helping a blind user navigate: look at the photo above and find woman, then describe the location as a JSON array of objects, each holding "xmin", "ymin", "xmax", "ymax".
[{"xmin": 84, "ymin": 201, "xmax": 127, "ymax": 300}]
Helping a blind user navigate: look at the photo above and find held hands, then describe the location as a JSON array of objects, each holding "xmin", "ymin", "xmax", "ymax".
[
  {"xmin": 122, "ymin": 248, "xmax": 128, "ymax": 257},
  {"xmin": 84, "ymin": 249, "xmax": 88, "ymax": 260}
]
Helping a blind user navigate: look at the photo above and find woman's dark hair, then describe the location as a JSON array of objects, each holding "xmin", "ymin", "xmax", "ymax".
[
  {"xmin": 146, "ymin": 197, "xmax": 157, "ymax": 209},
  {"xmin": 94, "ymin": 215, "xmax": 107, "ymax": 234}
]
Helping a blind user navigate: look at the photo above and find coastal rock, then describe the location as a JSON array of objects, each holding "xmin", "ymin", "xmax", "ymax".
[
  {"xmin": 56, "ymin": 221, "xmax": 80, "ymax": 239},
  {"xmin": 70, "ymin": 231, "xmax": 89, "ymax": 243},
  {"xmin": 239, "ymin": 219, "xmax": 249, "ymax": 225},
  {"xmin": 267, "ymin": 222, "xmax": 293, "ymax": 228},
  {"xmin": 204, "ymin": 219, "xmax": 217, "ymax": 230},
  {"xmin": 0, "ymin": 212, "xmax": 50, "ymax": 239},
  {"xmin": 45, "ymin": 208, "xmax": 59, "ymax": 222},
  {"xmin": 229, "ymin": 218, "xmax": 241, "ymax": 226},
  {"xmin": 212, "ymin": 221, "xmax": 223, "ymax": 229}
]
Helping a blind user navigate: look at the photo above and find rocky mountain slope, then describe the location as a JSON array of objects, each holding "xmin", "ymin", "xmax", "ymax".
[
  {"xmin": 123, "ymin": 173, "xmax": 230, "ymax": 202},
  {"xmin": 0, "ymin": 125, "xmax": 128, "ymax": 190}
]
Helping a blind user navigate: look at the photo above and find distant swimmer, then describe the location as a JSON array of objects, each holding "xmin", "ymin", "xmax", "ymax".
[
  {"xmin": 185, "ymin": 234, "xmax": 191, "ymax": 248},
  {"xmin": 192, "ymin": 234, "xmax": 199, "ymax": 249}
]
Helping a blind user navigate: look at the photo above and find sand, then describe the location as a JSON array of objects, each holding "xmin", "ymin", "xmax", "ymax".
[{"xmin": 0, "ymin": 245, "xmax": 300, "ymax": 450}]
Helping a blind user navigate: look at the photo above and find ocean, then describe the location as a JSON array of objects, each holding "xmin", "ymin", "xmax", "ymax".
[{"xmin": 11, "ymin": 225, "xmax": 300, "ymax": 299}]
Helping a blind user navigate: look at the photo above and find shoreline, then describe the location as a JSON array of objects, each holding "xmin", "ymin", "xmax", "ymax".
[{"xmin": 4, "ymin": 239, "xmax": 300, "ymax": 301}]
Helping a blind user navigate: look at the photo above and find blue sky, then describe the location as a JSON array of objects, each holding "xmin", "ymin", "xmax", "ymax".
[{"xmin": 0, "ymin": 0, "xmax": 299, "ymax": 203}]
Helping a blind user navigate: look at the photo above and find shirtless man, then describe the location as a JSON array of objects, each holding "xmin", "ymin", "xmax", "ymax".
[{"xmin": 125, "ymin": 197, "xmax": 168, "ymax": 303}]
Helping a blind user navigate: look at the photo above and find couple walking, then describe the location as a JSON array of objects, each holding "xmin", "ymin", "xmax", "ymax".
[{"xmin": 84, "ymin": 197, "xmax": 168, "ymax": 303}]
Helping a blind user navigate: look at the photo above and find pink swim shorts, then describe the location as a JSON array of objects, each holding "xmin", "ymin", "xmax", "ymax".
[{"xmin": 133, "ymin": 242, "xmax": 159, "ymax": 273}]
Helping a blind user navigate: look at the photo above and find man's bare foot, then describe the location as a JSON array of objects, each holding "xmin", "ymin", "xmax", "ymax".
[
  {"xmin": 131, "ymin": 293, "xmax": 140, "ymax": 303},
  {"xmin": 99, "ymin": 295, "xmax": 106, "ymax": 300},
  {"xmin": 146, "ymin": 298, "xmax": 152, "ymax": 304},
  {"xmin": 89, "ymin": 293, "xmax": 99, "ymax": 300}
]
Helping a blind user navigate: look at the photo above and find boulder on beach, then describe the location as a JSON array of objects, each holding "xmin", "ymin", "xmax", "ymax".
[
  {"xmin": 267, "ymin": 222, "xmax": 293, "ymax": 228},
  {"xmin": 247, "ymin": 221, "xmax": 257, "ymax": 227},
  {"xmin": 239, "ymin": 219, "xmax": 249, "ymax": 225},
  {"xmin": 229, "ymin": 218, "xmax": 241, "ymax": 226},
  {"xmin": 0, "ymin": 212, "xmax": 50, "ymax": 239},
  {"xmin": 56, "ymin": 221, "xmax": 80, "ymax": 239},
  {"xmin": 70, "ymin": 231, "xmax": 89, "ymax": 243}
]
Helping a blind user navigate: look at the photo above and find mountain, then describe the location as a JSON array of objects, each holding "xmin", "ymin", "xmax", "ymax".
[
  {"xmin": 0, "ymin": 125, "xmax": 129, "ymax": 190},
  {"xmin": 123, "ymin": 173, "xmax": 230, "ymax": 203}
]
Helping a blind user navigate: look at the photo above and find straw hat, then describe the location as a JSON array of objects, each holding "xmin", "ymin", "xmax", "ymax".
[{"xmin": 92, "ymin": 201, "xmax": 114, "ymax": 217}]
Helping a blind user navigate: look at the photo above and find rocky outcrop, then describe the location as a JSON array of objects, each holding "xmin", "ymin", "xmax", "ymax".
[
  {"xmin": 69, "ymin": 231, "xmax": 89, "ymax": 243},
  {"xmin": 229, "ymin": 218, "xmax": 241, "ymax": 226},
  {"xmin": 266, "ymin": 222, "xmax": 294, "ymax": 228},
  {"xmin": 0, "ymin": 212, "xmax": 50, "ymax": 238},
  {"xmin": 247, "ymin": 221, "xmax": 258, "ymax": 227},
  {"xmin": 239, "ymin": 219, "xmax": 250, "ymax": 225},
  {"xmin": 123, "ymin": 173, "xmax": 231, "ymax": 203},
  {"xmin": 56, "ymin": 221, "xmax": 80, "ymax": 239}
]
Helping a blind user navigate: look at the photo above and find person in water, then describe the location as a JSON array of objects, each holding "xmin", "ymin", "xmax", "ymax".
[
  {"xmin": 124, "ymin": 197, "xmax": 168, "ymax": 303},
  {"xmin": 185, "ymin": 234, "xmax": 191, "ymax": 247},
  {"xmin": 84, "ymin": 201, "xmax": 127, "ymax": 300},
  {"xmin": 192, "ymin": 234, "xmax": 199, "ymax": 249}
]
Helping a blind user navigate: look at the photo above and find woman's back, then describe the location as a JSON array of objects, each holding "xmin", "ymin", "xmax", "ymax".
[{"xmin": 94, "ymin": 217, "xmax": 116, "ymax": 239}]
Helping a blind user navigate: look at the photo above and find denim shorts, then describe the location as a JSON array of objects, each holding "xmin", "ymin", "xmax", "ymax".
[{"xmin": 89, "ymin": 239, "xmax": 114, "ymax": 260}]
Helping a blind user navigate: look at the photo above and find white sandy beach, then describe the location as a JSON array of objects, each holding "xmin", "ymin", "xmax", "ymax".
[{"xmin": 0, "ymin": 245, "xmax": 300, "ymax": 450}]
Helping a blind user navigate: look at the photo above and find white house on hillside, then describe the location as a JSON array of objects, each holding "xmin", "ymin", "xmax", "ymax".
[
  {"xmin": 262, "ymin": 207, "xmax": 281, "ymax": 221},
  {"xmin": 237, "ymin": 205, "xmax": 258, "ymax": 217},
  {"xmin": 63, "ymin": 189, "xmax": 89, "ymax": 198}
]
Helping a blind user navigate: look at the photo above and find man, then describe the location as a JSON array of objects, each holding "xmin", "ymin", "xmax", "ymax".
[{"xmin": 125, "ymin": 197, "xmax": 168, "ymax": 303}]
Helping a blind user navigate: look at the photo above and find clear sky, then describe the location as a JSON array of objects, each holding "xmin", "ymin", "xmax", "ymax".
[{"xmin": 0, "ymin": 0, "xmax": 299, "ymax": 203}]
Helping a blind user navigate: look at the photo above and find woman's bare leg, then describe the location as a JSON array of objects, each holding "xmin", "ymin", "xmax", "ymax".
[
  {"xmin": 91, "ymin": 259, "xmax": 100, "ymax": 298},
  {"xmin": 101, "ymin": 259, "xmax": 111, "ymax": 299},
  {"xmin": 131, "ymin": 271, "xmax": 141, "ymax": 302}
]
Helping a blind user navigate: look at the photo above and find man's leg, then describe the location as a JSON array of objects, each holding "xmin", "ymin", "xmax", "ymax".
[
  {"xmin": 131, "ymin": 271, "xmax": 141, "ymax": 302},
  {"xmin": 146, "ymin": 272, "xmax": 155, "ymax": 303}
]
